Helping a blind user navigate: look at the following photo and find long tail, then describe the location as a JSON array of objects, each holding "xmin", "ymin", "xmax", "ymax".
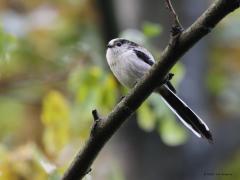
[{"xmin": 158, "ymin": 84, "xmax": 213, "ymax": 143}]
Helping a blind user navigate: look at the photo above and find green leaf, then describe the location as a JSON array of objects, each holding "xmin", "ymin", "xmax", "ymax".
[
  {"xmin": 142, "ymin": 22, "xmax": 162, "ymax": 38},
  {"xmin": 207, "ymin": 70, "xmax": 227, "ymax": 94},
  {"xmin": 137, "ymin": 102, "xmax": 156, "ymax": 131},
  {"xmin": 0, "ymin": 27, "xmax": 17, "ymax": 62},
  {"xmin": 218, "ymin": 151, "xmax": 240, "ymax": 180},
  {"xmin": 159, "ymin": 116, "xmax": 188, "ymax": 146},
  {"xmin": 0, "ymin": 97, "xmax": 24, "ymax": 139},
  {"xmin": 98, "ymin": 74, "xmax": 117, "ymax": 113},
  {"xmin": 170, "ymin": 63, "xmax": 185, "ymax": 87}
]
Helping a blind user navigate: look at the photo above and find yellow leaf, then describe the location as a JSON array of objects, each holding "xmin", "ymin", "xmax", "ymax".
[{"xmin": 41, "ymin": 90, "xmax": 70, "ymax": 155}]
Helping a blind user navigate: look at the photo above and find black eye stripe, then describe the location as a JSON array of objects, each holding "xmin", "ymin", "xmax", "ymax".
[
  {"xmin": 119, "ymin": 39, "xmax": 127, "ymax": 44},
  {"xmin": 113, "ymin": 39, "xmax": 139, "ymax": 47}
]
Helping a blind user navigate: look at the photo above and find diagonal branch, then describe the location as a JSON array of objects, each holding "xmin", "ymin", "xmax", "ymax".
[{"xmin": 62, "ymin": 0, "xmax": 240, "ymax": 179}]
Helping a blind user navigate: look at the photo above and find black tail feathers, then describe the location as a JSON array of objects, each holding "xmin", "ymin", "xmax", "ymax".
[{"xmin": 158, "ymin": 85, "xmax": 213, "ymax": 143}]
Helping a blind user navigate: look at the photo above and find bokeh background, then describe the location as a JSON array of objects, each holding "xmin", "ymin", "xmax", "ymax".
[{"xmin": 0, "ymin": 0, "xmax": 240, "ymax": 180}]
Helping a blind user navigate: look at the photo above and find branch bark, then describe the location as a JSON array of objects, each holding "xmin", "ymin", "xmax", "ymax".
[{"xmin": 62, "ymin": 0, "xmax": 240, "ymax": 179}]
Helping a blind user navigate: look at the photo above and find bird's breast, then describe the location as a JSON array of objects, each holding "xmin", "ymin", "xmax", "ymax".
[{"xmin": 108, "ymin": 54, "xmax": 136, "ymax": 88}]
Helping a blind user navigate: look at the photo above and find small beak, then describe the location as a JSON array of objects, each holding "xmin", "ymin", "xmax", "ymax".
[{"xmin": 107, "ymin": 44, "xmax": 113, "ymax": 48}]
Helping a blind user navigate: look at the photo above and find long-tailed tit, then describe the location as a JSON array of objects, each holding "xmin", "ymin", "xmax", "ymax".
[{"xmin": 106, "ymin": 38, "xmax": 213, "ymax": 143}]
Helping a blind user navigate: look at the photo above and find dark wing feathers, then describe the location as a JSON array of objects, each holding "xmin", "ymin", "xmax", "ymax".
[
  {"xmin": 133, "ymin": 49, "xmax": 176, "ymax": 93},
  {"xmin": 133, "ymin": 49, "xmax": 154, "ymax": 66}
]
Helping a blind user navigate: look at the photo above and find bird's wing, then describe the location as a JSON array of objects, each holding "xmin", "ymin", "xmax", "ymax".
[{"xmin": 133, "ymin": 46, "xmax": 155, "ymax": 66}]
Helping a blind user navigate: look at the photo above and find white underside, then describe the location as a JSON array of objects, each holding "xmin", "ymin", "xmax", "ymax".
[{"xmin": 107, "ymin": 49, "xmax": 151, "ymax": 88}]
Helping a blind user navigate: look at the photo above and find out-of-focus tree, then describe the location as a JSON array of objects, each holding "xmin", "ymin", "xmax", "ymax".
[
  {"xmin": 0, "ymin": 0, "xmax": 120, "ymax": 179},
  {"xmin": 208, "ymin": 10, "xmax": 240, "ymax": 116}
]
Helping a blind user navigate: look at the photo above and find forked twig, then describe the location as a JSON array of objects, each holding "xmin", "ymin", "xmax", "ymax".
[{"xmin": 164, "ymin": 0, "xmax": 183, "ymax": 36}]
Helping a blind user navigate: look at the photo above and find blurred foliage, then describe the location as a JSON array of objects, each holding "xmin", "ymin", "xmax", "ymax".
[
  {"xmin": 218, "ymin": 152, "xmax": 240, "ymax": 180},
  {"xmin": 0, "ymin": 0, "xmax": 117, "ymax": 178},
  {"xmin": 0, "ymin": 27, "xmax": 16, "ymax": 62},
  {"xmin": 0, "ymin": 143, "xmax": 60, "ymax": 180},
  {"xmin": 68, "ymin": 66, "xmax": 118, "ymax": 139},
  {"xmin": 207, "ymin": 9, "xmax": 240, "ymax": 117},
  {"xmin": 142, "ymin": 22, "xmax": 162, "ymax": 38},
  {"xmin": 0, "ymin": 97, "xmax": 24, "ymax": 141},
  {"xmin": 41, "ymin": 90, "xmax": 70, "ymax": 156},
  {"xmin": 137, "ymin": 101, "xmax": 156, "ymax": 131}
]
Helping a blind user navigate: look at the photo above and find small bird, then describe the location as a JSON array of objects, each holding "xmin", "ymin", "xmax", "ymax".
[{"xmin": 106, "ymin": 38, "xmax": 213, "ymax": 143}]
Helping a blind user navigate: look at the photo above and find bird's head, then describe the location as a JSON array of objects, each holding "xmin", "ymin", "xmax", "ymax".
[{"xmin": 106, "ymin": 38, "xmax": 138, "ymax": 57}]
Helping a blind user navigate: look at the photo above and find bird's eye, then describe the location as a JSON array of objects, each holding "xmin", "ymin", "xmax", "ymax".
[{"xmin": 116, "ymin": 42, "xmax": 122, "ymax": 47}]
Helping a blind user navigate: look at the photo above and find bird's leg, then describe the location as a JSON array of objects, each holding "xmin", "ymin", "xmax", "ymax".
[{"xmin": 163, "ymin": 73, "xmax": 176, "ymax": 93}]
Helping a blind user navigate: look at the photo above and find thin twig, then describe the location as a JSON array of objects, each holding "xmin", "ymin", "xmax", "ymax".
[
  {"xmin": 90, "ymin": 109, "xmax": 102, "ymax": 136},
  {"xmin": 165, "ymin": 0, "xmax": 183, "ymax": 31},
  {"xmin": 164, "ymin": 0, "xmax": 183, "ymax": 48},
  {"xmin": 92, "ymin": 109, "xmax": 100, "ymax": 122}
]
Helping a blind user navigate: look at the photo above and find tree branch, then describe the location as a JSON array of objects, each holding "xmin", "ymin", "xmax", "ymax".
[
  {"xmin": 62, "ymin": 0, "xmax": 240, "ymax": 179},
  {"xmin": 164, "ymin": 0, "xmax": 183, "ymax": 34}
]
